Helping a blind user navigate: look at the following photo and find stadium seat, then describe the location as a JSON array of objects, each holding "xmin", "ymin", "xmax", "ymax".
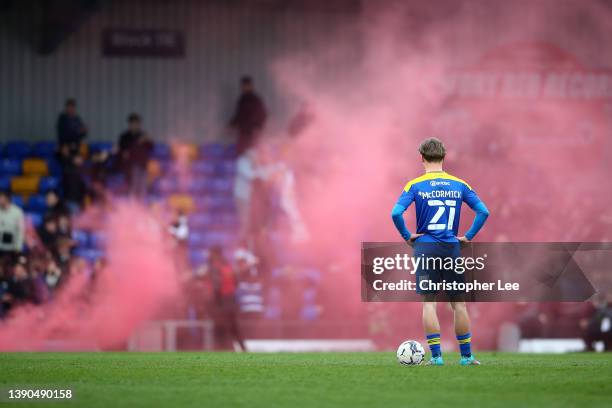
[
  {"xmin": 187, "ymin": 231, "xmax": 206, "ymax": 249},
  {"xmin": 73, "ymin": 248, "xmax": 104, "ymax": 263},
  {"xmin": 25, "ymin": 194, "xmax": 47, "ymax": 212},
  {"xmin": 0, "ymin": 158, "xmax": 22, "ymax": 176},
  {"xmin": 211, "ymin": 179, "xmax": 233, "ymax": 192},
  {"xmin": 11, "ymin": 194, "xmax": 25, "ymax": 208},
  {"xmin": 4, "ymin": 141, "xmax": 30, "ymax": 158},
  {"xmin": 10, "ymin": 176, "xmax": 40, "ymax": 195},
  {"xmin": 188, "ymin": 213, "xmax": 214, "ymax": 229},
  {"xmin": 39, "ymin": 176, "xmax": 60, "ymax": 193},
  {"xmin": 187, "ymin": 179, "xmax": 211, "ymax": 194},
  {"xmin": 89, "ymin": 232, "xmax": 107, "ymax": 249},
  {"xmin": 191, "ymin": 160, "xmax": 216, "ymax": 175},
  {"xmin": 200, "ymin": 143, "xmax": 236, "ymax": 159},
  {"xmin": 89, "ymin": 141, "xmax": 113, "ymax": 155},
  {"xmin": 22, "ymin": 158, "xmax": 49, "ymax": 176},
  {"xmin": 0, "ymin": 176, "xmax": 11, "ymax": 191},
  {"xmin": 26, "ymin": 212, "xmax": 43, "ymax": 228},
  {"xmin": 158, "ymin": 178, "xmax": 178, "ymax": 194},
  {"xmin": 72, "ymin": 230, "xmax": 90, "ymax": 248},
  {"xmin": 188, "ymin": 249, "xmax": 207, "ymax": 266},
  {"xmin": 31, "ymin": 141, "xmax": 57, "ymax": 158},
  {"xmin": 46, "ymin": 159, "xmax": 62, "ymax": 177},
  {"xmin": 168, "ymin": 194, "xmax": 195, "ymax": 213},
  {"xmin": 152, "ymin": 143, "xmax": 171, "ymax": 160}
]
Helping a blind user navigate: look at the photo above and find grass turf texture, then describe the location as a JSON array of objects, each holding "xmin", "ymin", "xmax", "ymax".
[{"xmin": 0, "ymin": 352, "xmax": 611, "ymax": 407}]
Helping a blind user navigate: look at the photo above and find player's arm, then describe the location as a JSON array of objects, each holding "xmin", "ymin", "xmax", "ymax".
[
  {"xmin": 391, "ymin": 186, "xmax": 415, "ymax": 241},
  {"xmin": 460, "ymin": 184, "xmax": 490, "ymax": 241}
]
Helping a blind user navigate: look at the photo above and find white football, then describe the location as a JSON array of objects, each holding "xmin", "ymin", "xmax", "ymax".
[{"xmin": 396, "ymin": 340, "xmax": 425, "ymax": 365}]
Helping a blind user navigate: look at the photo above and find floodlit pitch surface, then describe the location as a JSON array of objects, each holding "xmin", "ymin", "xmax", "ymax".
[{"xmin": 0, "ymin": 352, "xmax": 610, "ymax": 407}]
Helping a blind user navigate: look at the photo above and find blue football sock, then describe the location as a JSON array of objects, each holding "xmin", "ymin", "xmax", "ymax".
[
  {"xmin": 426, "ymin": 333, "xmax": 441, "ymax": 357},
  {"xmin": 457, "ymin": 333, "xmax": 472, "ymax": 357}
]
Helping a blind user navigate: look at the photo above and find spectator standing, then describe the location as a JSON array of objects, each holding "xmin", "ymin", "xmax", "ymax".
[
  {"xmin": 61, "ymin": 155, "xmax": 88, "ymax": 212},
  {"xmin": 56, "ymin": 98, "xmax": 87, "ymax": 157},
  {"xmin": 0, "ymin": 191, "xmax": 25, "ymax": 257},
  {"xmin": 118, "ymin": 113, "xmax": 153, "ymax": 197},
  {"xmin": 228, "ymin": 76, "xmax": 267, "ymax": 155},
  {"xmin": 45, "ymin": 190, "xmax": 70, "ymax": 218},
  {"xmin": 207, "ymin": 246, "xmax": 246, "ymax": 351}
]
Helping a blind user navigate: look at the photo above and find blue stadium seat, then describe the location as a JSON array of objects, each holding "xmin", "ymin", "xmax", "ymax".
[
  {"xmin": 208, "ymin": 195, "xmax": 234, "ymax": 211},
  {"xmin": 187, "ymin": 179, "xmax": 211, "ymax": 194},
  {"xmin": 72, "ymin": 230, "xmax": 90, "ymax": 248},
  {"xmin": 26, "ymin": 212, "xmax": 44, "ymax": 228},
  {"xmin": 188, "ymin": 249, "xmax": 208, "ymax": 266},
  {"xmin": 211, "ymin": 179, "xmax": 233, "ymax": 192},
  {"xmin": 153, "ymin": 143, "xmax": 171, "ymax": 160},
  {"xmin": 11, "ymin": 195, "xmax": 25, "ymax": 208},
  {"xmin": 158, "ymin": 178, "xmax": 178, "ymax": 194},
  {"xmin": 188, "ymin": 231, "xmax": 206, "ymax": 249},
  {"xmin": 199, "ymin": 143, "xmax": 238, "ymax": 159},
  {"xmin": 199, "ymin": 143, "xmax": 224, "ymax": 158},
  {"xmin": 4, "ymin": 142, "xmax": 31, "ymax": 158},
  {"xmin": 188, "ymin": 213, "xmax": 214, "ymax": 229},
  {"xmin": 39, "ymin": 176, "xmax": 60, "ymax": 193},
  {"xmin": 220, "ymin": 213, "xmax": 239, "ymax": 228},
  {"xmin": 89, "ymin": 232, "xmax": 107, "ymax": 249},
  {"xmin": 191, "ymin": 160, "xmax": 215, "ymax": 175},
  {"xmin": 0, "ymin": 158, "xmax": 22, "ymax": 176},
  {"xmin": 31, "ymin": 141, "xmax": 57, "ymax": 158},
  {"xmin": 73, "ymin": 248, "xmax": 104, "ymax": 263},
  {"xmin": 25, "ymin": 194, "xmax": 47, "ymax": 212},
  {"xmin": 0, "ymin": 176, "xmax": 10, "ymax": 191},
  {"xmin": 215, "ymin": 160, "xmax": 236, "ymax": 177},
  {"xmin": 89, "ymin": 141, "xmax": 113, "ymax": 154},
  {"xmin": 46, "ymin": 159, "xmax": 63, "ymax": 177},
  {"xmin": 203, "ymin": 231, "xmax": 235, "ymax": 247}
]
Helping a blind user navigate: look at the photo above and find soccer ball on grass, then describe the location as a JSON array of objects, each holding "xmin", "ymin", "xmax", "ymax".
[{"xmin": 396, "ymin": 340, "xmax": 425, "ymax": 365}]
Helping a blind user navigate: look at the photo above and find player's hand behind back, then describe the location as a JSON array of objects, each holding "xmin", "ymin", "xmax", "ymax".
[
  {"xmin": 406, "ymin": 233, "xmax": 423, "ymax": 247},
  {"xmin": 457, "ymin": 236, "xmax": 471, "ymax": 248}
]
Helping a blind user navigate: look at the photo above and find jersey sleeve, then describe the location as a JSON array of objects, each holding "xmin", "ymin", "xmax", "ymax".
[
  {"xmin": 462, "ymin": 183, "xmax": 490, "ymax": 240},
  {"xmin": 391, "ymin": 186, "xmax": 415, "ymax": 241}
]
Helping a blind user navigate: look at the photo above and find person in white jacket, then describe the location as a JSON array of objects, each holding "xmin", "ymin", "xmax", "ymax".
[{"xmin": 0, "ymin": 191, "xmax": 25, "ymax": 255}]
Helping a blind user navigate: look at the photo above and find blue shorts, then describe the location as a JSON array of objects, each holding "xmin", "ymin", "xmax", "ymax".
[{"xmin": 413, "ymin": 242, "xmax": 464, "ymax": 296}]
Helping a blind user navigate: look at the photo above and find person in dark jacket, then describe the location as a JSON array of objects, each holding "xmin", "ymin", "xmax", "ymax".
[
  {"xmin": 228, "ymin": 76, "xmax": 267, "ymax": 155},
  {"xmin": 56, "ymin": 98, "xmax": 87, "ymax": 156},
  {"xmin": 118, "ymin": 113, "xmax": 153, "ymax": 197}
]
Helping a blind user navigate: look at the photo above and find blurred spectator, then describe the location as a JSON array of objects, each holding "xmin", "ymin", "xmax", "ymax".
[
  {"xmin": 228, "ymin": 76, "xmax": 267, "ymax": 155},
  {"xmin": 62, "ymin": 155, "xmax": 88, "ymax": 212},
  {"xmin": 3, "ymin": 257, "xmax": 37, "ymax": 313},
  {"xmin": 118, "ymin": 113, "xmax": 153, "ymax": 197},
  {"xmin": 0, "ymin": 191, "xmax": 25, "ymax": 257},
  {"xmin": 88, "ymin": 150, "xmax": 111, "ymax": 204},
  {"xmin": 45, "ymin": 190, "xmax": 70, "ymax": 218},
  {"xmin": 207, "ymin": 246, "xmax": 246, "ymax": 351},
  {"xmin": 169, "ymin": 210, "xmax": 189, "ymax": 243},
  {"xmin": 287, "ymin": 102, "xmax": 315, "ymax": 139},
  {"xmin": 234, "ymin": 248, "xmax": 264, "ymax": 314},
  {"xmin": 56, "ymin": 98, "xmax": 87, "ymax": 157},
  {"xmin": 37, "ymin": 214, "xmax": 59, "ymax": 255},
  {"xmin": 234, "ymin": 148, "xmax": 259, "ymax": 242}
]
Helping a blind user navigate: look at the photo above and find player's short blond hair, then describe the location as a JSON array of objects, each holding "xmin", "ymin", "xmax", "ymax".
[{"xmin": 418, "ymin": 137, "xmax": 446, "ymax": 162}]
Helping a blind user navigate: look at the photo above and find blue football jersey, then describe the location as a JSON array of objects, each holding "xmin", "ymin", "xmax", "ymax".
[{"xmin": 394, "ymin": 171, "xmax": 484, "ymax": 243}]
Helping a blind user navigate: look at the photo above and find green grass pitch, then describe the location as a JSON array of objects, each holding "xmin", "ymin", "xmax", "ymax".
[{"xmin": 0, "ymin": 352, "xmax": 611, "ymax": 407}]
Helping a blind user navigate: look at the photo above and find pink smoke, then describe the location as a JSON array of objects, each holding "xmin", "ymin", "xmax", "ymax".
[
  {"xmin": 269, "ymin": 0, "xmax": 612, "ymax": 347},
  {"xmin": 0, "ymin": 202, "xmax": 180, "ymax": 351}
]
